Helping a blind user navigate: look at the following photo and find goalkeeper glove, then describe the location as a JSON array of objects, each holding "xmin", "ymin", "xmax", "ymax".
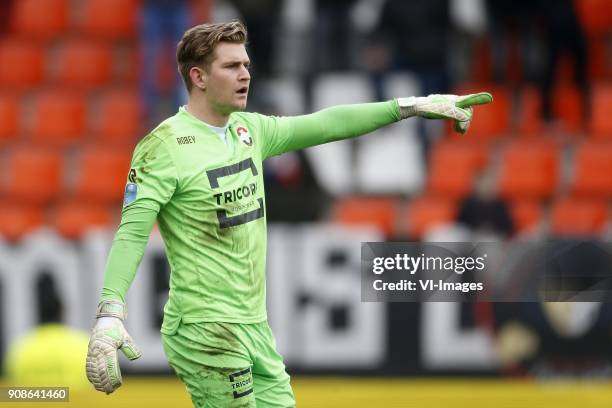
[
  {"xmin": 398, "ymin": 92, "xmax": 493, "ymax": 134},
  {"xmin": 86, "ymin": 301, "xmax": 141, "ymax": 394}
]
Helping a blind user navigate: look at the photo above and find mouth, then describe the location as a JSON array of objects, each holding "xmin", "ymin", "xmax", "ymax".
[{"xmin": 236, "ymin": 86, "xmax": 249, "ymax": 96}]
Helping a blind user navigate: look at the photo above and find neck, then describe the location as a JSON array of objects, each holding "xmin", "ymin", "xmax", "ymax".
[{"xmin": 186, "ymin": 93, "xmax": 229, "ymax": 127}]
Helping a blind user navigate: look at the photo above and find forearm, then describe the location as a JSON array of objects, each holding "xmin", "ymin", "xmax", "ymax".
[
  {"xmin": 281, "ymin": 100, "xmax": 401, "ymax": 152},
  {"xmin": 99, "ymin": 206, "xmax": 158, "ymax": 303}
]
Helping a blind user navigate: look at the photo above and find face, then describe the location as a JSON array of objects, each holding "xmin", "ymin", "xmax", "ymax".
[{"xmin": 198, "ymin": 42, "xmax": 251, "ymax": 114}]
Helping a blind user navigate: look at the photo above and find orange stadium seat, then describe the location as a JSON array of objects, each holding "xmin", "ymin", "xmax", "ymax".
[
  {"xmin": 406, "ymin": 195, "xmax": 457, "ymax": 239},
  {"xmin": 451, "ymin": 85, "xmax": 510, "ymax": 140},
  {"xmin": 499, "ymin": 141, "xmax": 560, "ymax": 200},
  {"xmin": 509, "ymin": 199, "xmax": 543, "ymax": 234},
  {"xmin": 51, "ymin": 202, "xmax": 113, "ymax": 240},
  {"xmin": 10, "ymin": 0, "xmax": 69, "ymax": 37},
  {"xmin": 56, "ymin": 40, "xmax": 112, "ymax": 87},
  {"xmin": 575, "ymin": 0, "xmax": 612, "ymax": 36},
  {"xmin": 590, "ymin": 84, "xmax": 612, "ymax": 137},
  {"xmin": 331, "ymin": 196, "xmax": 400, "ymax": 238},
  {"xmin": 552, "ymin": 84, "xmax": 584, "ymax": 132},
  {"xmin": 0, "ymin": 39, "xmax": 44, "ymax": 87},
  {"xmin": 32, "ymin": 91, "xmax": 86, "ymax": 146},
  {"xmin": 517, "ymin": 86, "xmax": 542, "ymax": 135},
  {"xmin": 94, "ymin": 90, "xmax": 143, "ymax": 144},
  {"xmin": 4, "ymin": 149, "xmax": 63, "ymax": 205},
  {"xmin": 427, "ymin": 141, "xmax": 489, "ymax": 199},
  {"xmin": 81, "ymin": 0, "xmax": 139, "ymax": 38},
  {"xmin": 571, "ymin": 142, "xmax": 612, "ymax": 198},
  {"xmin": 551, "ymin": 196, "xmax": 608, "ymax": 237},
  {"xmin": 0, "ymin": 205, "xmax": 44, "ymax": 242},
  {"xmin": 0, "ymin": 95, "xmax": 19, "ymax": 144},
  {"xmin": 73, "ymin": 148, "xmax": 132, "ymax": 204}
]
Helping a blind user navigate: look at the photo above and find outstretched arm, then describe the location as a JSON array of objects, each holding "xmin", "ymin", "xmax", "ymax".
[{"xmin": 260, "ymin": 92, "xmax": 492, "ymax": 158}]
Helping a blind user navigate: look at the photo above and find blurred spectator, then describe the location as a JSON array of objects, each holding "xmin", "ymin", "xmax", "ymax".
[
  {"xmin": 457, "ymin": 169, "xmax": 514, "ymax": 239},
  {"xmin": 367, "ymin": 0, "xmax": 452, "ymax": 159},
  {"xmin": 310, "ymin": 0, "xmax": 358, "ymax": 72},
  {"xmin": 4, "ymin": 275, "xmax": 89, "ymax": 389},
  {"xmin": 485, "ymin": 0, "xmax": 543, "ymax": 84},
  {"xmin": 371, "ymin": 0, "xmax": 451, "ymax": 96},
  {"xmin": 0, "ymin": 0, "xmax": 13, "ymax": 35},
  {"xmin": 141, "ymin": 0, "xmax": 191, "ymax": 126},
  {"xmin": 485, "ymin": 0, "xmax": 589, "ymax": 126},
  {"xmin": 230, "ymin": 0, "xmax": 282, "ymax": 78},
  {"xmin": 229, "ymin": 0, "xmax": 283, "ymax": 112},
  {"xmin": 539, "ymin": 0, "xmax": 589, "ymax": 126}
]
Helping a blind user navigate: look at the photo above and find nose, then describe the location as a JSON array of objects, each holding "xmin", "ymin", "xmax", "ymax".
[{"xmin": 239, "ymin": 65, "xmax": 250, "ymax": 81}]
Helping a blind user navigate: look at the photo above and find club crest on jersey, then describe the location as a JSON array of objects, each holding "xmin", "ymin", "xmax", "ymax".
[{"xmin": 236, "ymin": 126, "xmax": 252, "ymax": 146}]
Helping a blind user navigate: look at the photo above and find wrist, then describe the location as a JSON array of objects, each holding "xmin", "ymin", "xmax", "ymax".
[
  {"xmin": 397, "ymin": 97, "xmax": 418, "ymax": 119},
  {"xmin": 96, "ymin": 300, "xmax": 127, "ymax": 320},
  {"xmin": 95, "ymin": 316, "xmax": 123, "ymax": 329}
]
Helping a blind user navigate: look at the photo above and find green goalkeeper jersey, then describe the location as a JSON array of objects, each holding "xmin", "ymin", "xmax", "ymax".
[{"xmin": 100, "ymin": 101, "xmax": 400, "ymax": 334}]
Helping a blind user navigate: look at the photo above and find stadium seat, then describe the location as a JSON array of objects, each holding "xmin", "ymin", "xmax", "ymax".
[
  {"xmin": 51, "ymin": 202, "xmax": 113, "ymax": 240},
  {"xmin": 509, "ymin": 199, "xmax": 542, "ymax": 234},
  {"xmin": 427, "ymin": 140, "xmax": 489, "ymax": 199},
  {"xmin": 382, "ymin": 72, "xmax": 420, "ymax": 101},
  {"xmin": 0, "ymin": 39, "xmax": 44, "ymax": 87},
  {"xmin": 499, "ymin": 141, "xmax": 560, "ymax": 200},
  {"xmin": 73, "ymin": 148, "xmax": 132, "ymax": 204},
  {"xmin": 0, "ymin": 205, "xmax": 44, "ymax": 242},
  {"xmin": 258, "ymin": 77, "xmax": 305, "ymax": 116},
  {"xmin": 452, "ymin": 85, "xmax": 510, "ymax": 140},
  {"xmin": 32, "ymin": 91, "xmax": 86, "ymax": 146},
  {"xmin": 4, "ymin": 149, "xmax": 63, "ymax": 205},
  {"xmin": 356, "ymin": 124, "xmax": 425, "ymax": 194},
  {"xmin": 308, "ymin": 73, "xmax": 374, "ymax": 195},
  {"xmin": 93, "ymin": 90, "xmax": 143, "ymax": 144},
  {"xmin": 550, "ymin": 196, "xmax": 608, "ymax": 237},
  {"xmin": 405, "ymin": 195, "xmax": 457, "ymax": 239},
  {"xmin": 10, "ymin": 0, "xmax": 69, "ymax": 37},
  {"xmin": 81, "ymin": 0, "xmax": 139, "ymax": 38},
  {"xmin": 575, "ymin": 0, "xmax": 612, "ymax": 36},
  {"xmin": 0, "ymin": 95, "xmax": 19, "ymax": 144},
  {"xmin": 590, "ymin": 84, "xmax": 612, "ymax": 137},
  {"xmin": 517, "ymin": 86, "xmax": 542, "ymax": 135},
  {"xmin": 331, "ymin": 196, "xmax": 400, "ymax": 238},
  {"xmin": 552, "ymin": 84, "xmax": 584, "ymax": 132},
  {"xmin": 571, "ymin": 142, "xmax": 612, "ymax": 198},
  {"xmin": 55, "ymin": 40, "xmax": 112, "ymax": 87}
]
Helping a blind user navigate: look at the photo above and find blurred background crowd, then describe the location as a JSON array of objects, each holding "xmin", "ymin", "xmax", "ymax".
[
  {"xmin": 0, "ymin": 0, "xmax": 612, "ymax": 242},
  {"xmin": 1, "ymin": 0, "xmax": 612, "ymax": 402}
]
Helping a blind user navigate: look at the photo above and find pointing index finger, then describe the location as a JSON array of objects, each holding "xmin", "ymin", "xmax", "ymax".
[{"xmin": 456, "ymin": 92, "xmax": 493, "ymax": 108}]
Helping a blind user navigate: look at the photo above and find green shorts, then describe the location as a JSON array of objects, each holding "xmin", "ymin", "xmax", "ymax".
[{"xmin": 162, "ymin": 320, "xmax": 295, "ymax": 408}]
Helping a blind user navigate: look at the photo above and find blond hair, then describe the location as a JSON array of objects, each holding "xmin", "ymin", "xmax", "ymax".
[{"xmin": 176, "ymin": 21, "xmax": 248, "ymax": 92}]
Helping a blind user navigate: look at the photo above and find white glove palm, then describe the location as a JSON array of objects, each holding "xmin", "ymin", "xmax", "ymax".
[
  {"xmin": 398, "ymin": 92, "xmax": 493, "ymax": 134},
  {"xmin": 86, "ymin": 302, "xmax": 141, "ymax": 394}
]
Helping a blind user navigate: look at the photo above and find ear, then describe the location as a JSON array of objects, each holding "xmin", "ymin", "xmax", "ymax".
[{"xmin": 189, "ymin": 66, "xmax": 207, "ymax": 91}]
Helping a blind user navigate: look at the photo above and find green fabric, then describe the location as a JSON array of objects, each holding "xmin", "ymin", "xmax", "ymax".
[
  {"xmin": 100, "ymin": 101, "xmax": 401, "ymax": 328},
  {"xmin": 162, "ymin": 321, "xmax": 294, "ymax": 408}
]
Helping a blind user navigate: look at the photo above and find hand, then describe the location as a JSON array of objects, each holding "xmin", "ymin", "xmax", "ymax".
[
  {"xmin": 398, "ymin": 92, "xmax": 493, "ymax": 134},
  {"xmin": 86, "ymin": 301, "xmax": 141, "ymax": 394}
]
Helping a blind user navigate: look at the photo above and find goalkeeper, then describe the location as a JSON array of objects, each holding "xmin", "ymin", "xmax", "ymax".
[{"xmin": 86, "ymin": 21, "xmax": 491, "ymax": 407}]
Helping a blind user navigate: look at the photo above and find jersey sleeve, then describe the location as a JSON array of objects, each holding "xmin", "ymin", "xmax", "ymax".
[
  {"xmin": 126, "ymin": 133, "xmax": 179, "ymax": 212},
  {"xmin": 98, "ymin": 132, "xmax": 179, "ymax": 304},
  {"xmin": 99, "ymin": 206, "xmax": 158, "ymax": 303},
  {"xmin": 258, "ymin": 100, "xmax": 401, "ymax": 159}
]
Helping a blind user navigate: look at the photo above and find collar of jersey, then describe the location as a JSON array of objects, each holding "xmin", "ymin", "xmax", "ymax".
[{"xmin": 177, "ymin": 106, "xmax": 239, "ymax": 138}]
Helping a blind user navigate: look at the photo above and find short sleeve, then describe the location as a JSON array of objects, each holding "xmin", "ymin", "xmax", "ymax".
[{"xmin": 124, "ymin": 134, "xmax": 178, "ymax": 213}]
